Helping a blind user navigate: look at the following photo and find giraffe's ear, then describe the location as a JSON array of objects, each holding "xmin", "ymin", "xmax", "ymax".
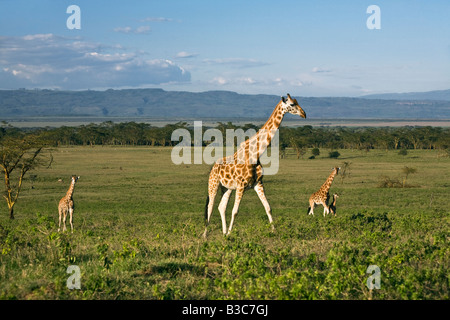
[{"xmin": 281, "ymin": 96, "xmax": 286, "ymax": 103}]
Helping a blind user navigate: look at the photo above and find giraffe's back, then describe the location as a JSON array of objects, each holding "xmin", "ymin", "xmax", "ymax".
[{"xmin": 59, "ymin": 196, "xmax": 74, "ymax": 211}]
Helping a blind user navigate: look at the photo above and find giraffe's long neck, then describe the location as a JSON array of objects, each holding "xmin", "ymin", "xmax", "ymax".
[
  {"xmin": 258, "ymin": 101, "xmax": 285, "ymax": 145},
  {"xmin": 65, "ymin": 180, "xmax": 75, "ymax": 199},
  {"xmin": 321, "ymin": 172, "xmax": 337, "ymax": 192},
  {"xmin": 236, "ymin": 101, "xmax": 285, "ymax": 163}
]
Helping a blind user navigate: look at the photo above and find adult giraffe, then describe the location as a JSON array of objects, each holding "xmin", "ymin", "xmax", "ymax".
[{"xmin": 203, "ymin": 94, "xmax": 306, "ymax": 237}]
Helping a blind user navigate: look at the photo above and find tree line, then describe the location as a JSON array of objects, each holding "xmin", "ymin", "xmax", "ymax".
[
  {"xmin": 1, "ymin": 121, "xmax": 449, "ymax": 151},
  {"xmin": 1, "ymin": 121, "xmax": 449, "ymax": 219}
]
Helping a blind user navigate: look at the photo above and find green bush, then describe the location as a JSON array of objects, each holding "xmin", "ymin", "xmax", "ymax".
[
  {"xmin": 329, "ymin": 151, "xmax": 341, "ymax": 158},
  {"xmin": 312, "ymin": 148, "xmax": 320, "ymax": 157}
]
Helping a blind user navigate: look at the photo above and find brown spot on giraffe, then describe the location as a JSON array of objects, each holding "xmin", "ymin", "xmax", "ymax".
[
  {"xmin": 58, "ymin": 175, "xmax": 80, "ymax": 233},
  {"xmin": 307, "ymin": 167, "xmax": 340, "ymax": 217},
  {"xmin": 203, "ymin": 94, "xmax": 306, "ymax": 237},
  {"xmin": 274, "ymin": 115, "xmax": 282, "ymax": 128}
]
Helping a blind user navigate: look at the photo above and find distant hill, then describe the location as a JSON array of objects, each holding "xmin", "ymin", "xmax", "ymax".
[
  {"xmin": 0, "ymin": 88, "xmax": 449, "ymax": 119},
  {"xmin": 362, "ymin": 89, "xmax": 450, "ymax": 101}
]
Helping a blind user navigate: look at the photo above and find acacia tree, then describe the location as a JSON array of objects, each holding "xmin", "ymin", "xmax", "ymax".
[
  {"xmin": 289, "ymin": 136, "xmax": 306, "ymax": 159},
  {"xmin": 0, "ymin": 135, "xmax": 51, "ymax": 219},
  {"xmin": 339, "ymin": 161, "xmax": 352, "ymax": 184},
  {"xmin": 401, "ymin": 166, "xmax": 417, "ymax": 187}
]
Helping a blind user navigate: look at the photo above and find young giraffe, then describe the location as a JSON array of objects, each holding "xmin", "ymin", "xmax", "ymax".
[
  {"xmin": 203, "ymin": 94, "xmax": 307, "ymax": 237},
  {"xmin": 58, "ymin": 175, "xmax": 80, "ymax": 233},
  {"xmin": 307, "ymin": 167, "xmax": 340, "ymax": 217},
  {"xmin": 329, "ymin": 193, "xmax": 339, "ymax": 216}
]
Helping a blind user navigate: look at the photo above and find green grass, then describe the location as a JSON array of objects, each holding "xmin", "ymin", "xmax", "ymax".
[{"xmin": 0, "ymin": 146, "xmax": 448, "ymax": 300}]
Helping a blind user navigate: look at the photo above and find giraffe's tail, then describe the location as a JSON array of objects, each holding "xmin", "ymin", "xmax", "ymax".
[
  {"xmin": 307, "ymin": 206, "xmax": 311, "ymax": 215},
  {"xmin": 204, "ymin": 195, "xmax": 210, "ymax": 226}
]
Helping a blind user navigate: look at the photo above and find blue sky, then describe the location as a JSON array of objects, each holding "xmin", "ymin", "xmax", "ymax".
[{"xmin": 0, "ymin": 0, "xmax": 449, "ymax": 96}]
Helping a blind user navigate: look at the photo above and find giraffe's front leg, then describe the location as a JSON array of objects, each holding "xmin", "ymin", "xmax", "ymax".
[
  {"xmin": 323, "ymin": 204, "xmax": 330, "ymax": 217},
  {"xmin": 227, "ymin": 186, "xmax": 244, "ymax": 236},
  {"xmin": 330, "ymin": 207, "xmax": 335, "ymax": 216}
]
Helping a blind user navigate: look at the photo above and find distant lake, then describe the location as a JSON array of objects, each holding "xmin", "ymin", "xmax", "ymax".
[{"xmin": 3, "ymin": 117, "xmax": 450, "ymax": 128}]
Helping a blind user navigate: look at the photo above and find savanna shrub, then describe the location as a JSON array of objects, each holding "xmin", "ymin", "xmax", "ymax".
[
  {"xmin": 329, "ymin": 151, "xmax": 340, "ymax": 158},
  {"xmin": 312, "ymin": 148, "xmax": 320, "ymax": 156}
]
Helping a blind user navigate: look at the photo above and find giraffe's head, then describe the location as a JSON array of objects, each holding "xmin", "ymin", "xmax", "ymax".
[
  {"xmin": 332, "ymin": 167, "xmax": 341, "ymax": 175},
  {"xmin": 71, "ymin": 175, "xmax": 80, "ymax": 183},
  {"xmin": 281, "ymin": 93, "xmax": 306, "ymax": 118}
]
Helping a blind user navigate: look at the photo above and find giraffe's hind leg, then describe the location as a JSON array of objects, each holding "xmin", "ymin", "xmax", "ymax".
[
  {"xmin": 58, "ymin": 207, "xmax": 62, "ymax": 232},
  {"xmin": 69, "ymin": 207, "xmax": 74, "ymax": 233},
  {"xmin": 203, "ymin": 168, "xmax": 220, "ymax": 238},
  {"xmin": 308, "ymin": 199, "xmax": 315, "ymax": 215},
  {"xmin": 62, "ymin": 210, "xmax": 67, "ymax": 232},
  {"xmin": 254, "ymin": 182, "xmax": 274, "ymax": 231}
]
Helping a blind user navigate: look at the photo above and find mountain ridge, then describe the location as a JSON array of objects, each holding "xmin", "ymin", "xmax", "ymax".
[
  {"xmin": 0, "ymin": 88, "xmax": 449, "ymax": 119},
  {"xmin": 361, "ymin": 89, "xmax": 450, "ymax": 101}
]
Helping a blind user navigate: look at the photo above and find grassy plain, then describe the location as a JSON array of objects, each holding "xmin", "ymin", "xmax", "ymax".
[{"xmin": 0, "ymin": 146, "xmax": 448, "ymax": 300}]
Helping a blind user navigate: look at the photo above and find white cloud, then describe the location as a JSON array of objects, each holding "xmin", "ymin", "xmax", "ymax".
[
  {"xmin": 197, "ymin": 74, "xmax": 319, "ymax": 96},
  {"xmin": 175, "ymin": 51, "xmax": 198, "ymax": 59},
  {"xmin": 114, "ymin": 26, "xmax": 132, "ymax": 33},
  {"xmin": 207, "ymin": 76, "xmax": 294, "ymax": 88},
  {"xmin": 312, "ymin": 67, "xmax": 332, "ymax": 73},
  {"xmin": 22, "ymin": 33, "xmax": 55, "ymax": 41},
  {"xmin": 208, "ymin": 76, "xmax": 260, "ymax": 87},
  {"xmin": 0, "ymin": 34, "xmax": 190, "ymax": 90},
  {"xmin": 114, "ymin": 26, "xmax": 151, "ymax": 34},
  {"xmin": 210, "ymin": 77, "xmax": 228, "ymax": 85},
  {"xmin": 239, "ymin": 77, "xmax": 256, "ymax": 84},
  {"xmin": 140, "ymin": 17, "xmax": 173, "ymax": 22},
  {"xmin": 203, "ymin": 58, "xmax": 270, "ymax": 68}
]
